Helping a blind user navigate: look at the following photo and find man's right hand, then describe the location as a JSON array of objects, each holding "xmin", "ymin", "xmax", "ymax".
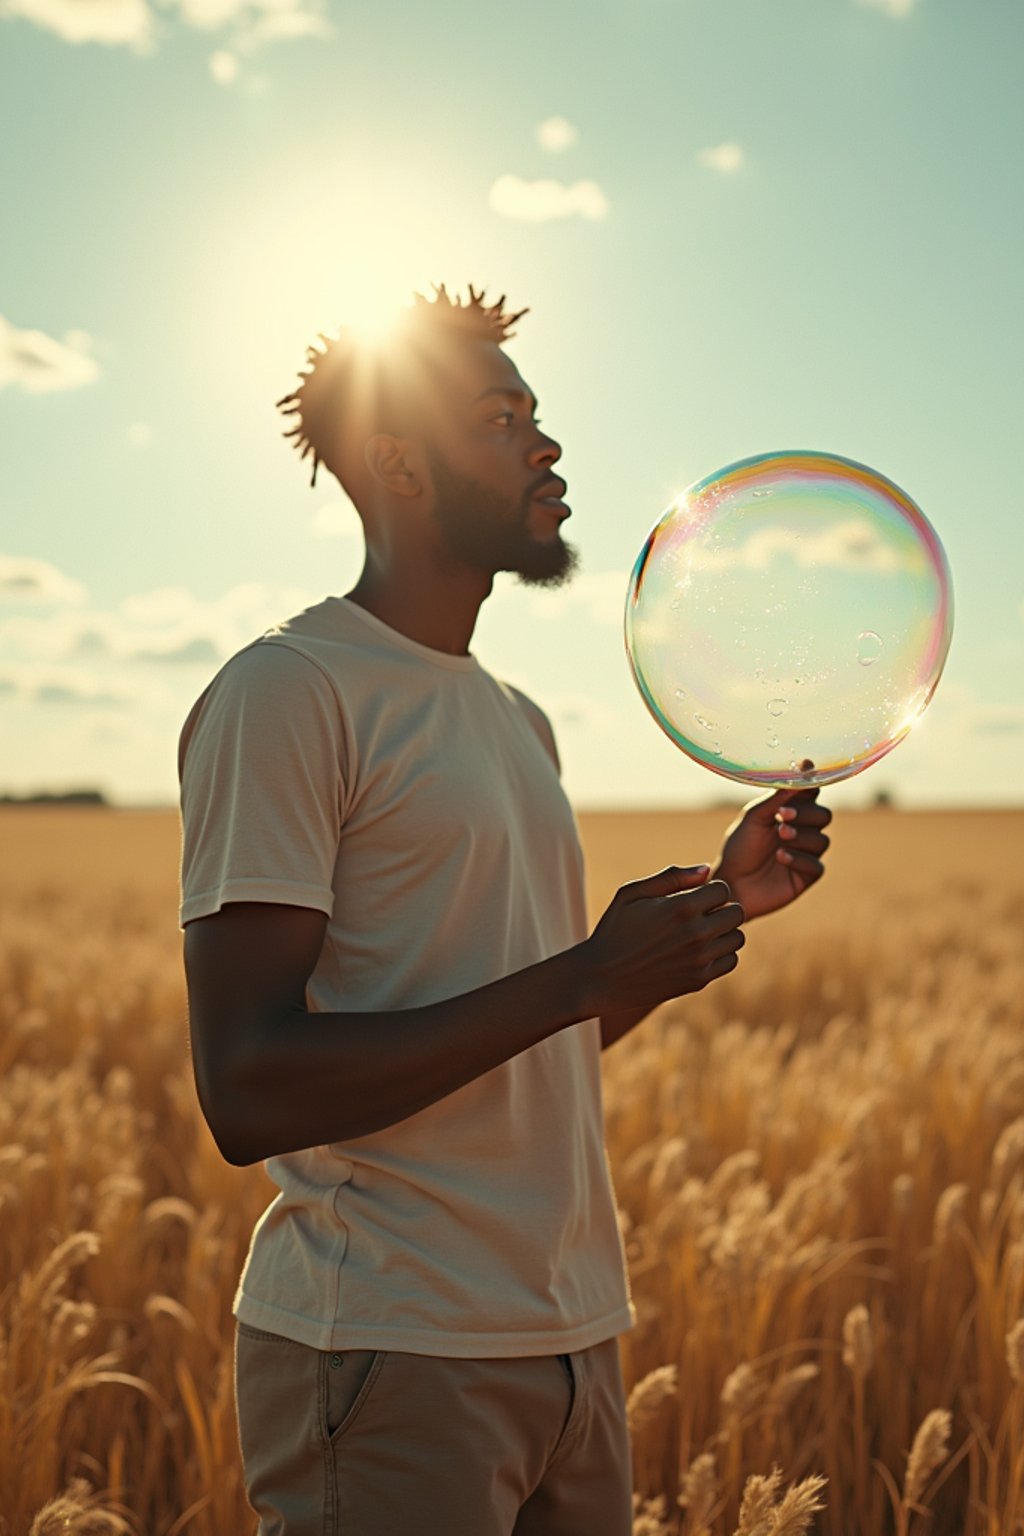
[{"xmin": 577, "ymin": 865, "xmax": 745, "ymax": 1017}]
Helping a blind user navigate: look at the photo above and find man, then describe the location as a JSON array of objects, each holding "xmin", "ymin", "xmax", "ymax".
[{"xmin": 178, "ymin": 285, "xmax": 831, "ymax": 1536}]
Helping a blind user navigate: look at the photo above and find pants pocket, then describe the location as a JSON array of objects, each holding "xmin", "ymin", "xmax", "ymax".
[
  {"xmin": 236, "ymin": 1320, "xmax": 297, "ymax": 1345},
  {"xmin": 323, "ymin": 1349, "xmax": 387, "ymax": 1444}
]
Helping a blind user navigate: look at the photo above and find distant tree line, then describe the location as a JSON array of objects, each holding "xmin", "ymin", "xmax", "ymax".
[{"xmin": 0, "ymin": 789, "xmax": 109, "ymax": 806}]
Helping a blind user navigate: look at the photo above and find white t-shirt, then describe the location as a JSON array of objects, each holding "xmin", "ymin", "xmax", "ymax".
[{"xmin": 178, "ymin": 596, "xmax": 636, "ymax": 1356}]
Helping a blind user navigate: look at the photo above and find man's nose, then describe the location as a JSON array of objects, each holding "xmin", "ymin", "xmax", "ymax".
[{"xmin": 528, "ymin": 425, "xmax": 562, "ymax": 467}]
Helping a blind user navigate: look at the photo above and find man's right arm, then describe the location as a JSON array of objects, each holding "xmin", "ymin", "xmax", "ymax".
[
  {"xmin": 186, "ymin": 901, "xmax": 596, "ymax": 1164},
  {"xmin": 184, "ymin": 866, "xmax": 745, "ymax": 1167}
]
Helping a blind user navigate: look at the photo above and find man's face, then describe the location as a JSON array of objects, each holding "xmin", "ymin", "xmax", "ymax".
[{"xmin": 420, "ymin": 340, "xmax": 578, "ymax": 588}]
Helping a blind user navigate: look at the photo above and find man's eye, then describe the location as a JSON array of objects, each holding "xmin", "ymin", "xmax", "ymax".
[{"xmin": 488, "ymin": 410, "xmax": 541, "ymax": 428}]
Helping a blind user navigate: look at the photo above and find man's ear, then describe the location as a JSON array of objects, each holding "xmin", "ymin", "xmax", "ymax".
[{"xmin": 364, "ymin": 434, "xmax": 425, "ymax": 499}]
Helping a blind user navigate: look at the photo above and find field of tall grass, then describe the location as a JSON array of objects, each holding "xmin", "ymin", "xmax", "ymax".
[{"xmin": 1, "ymin": 804, "xmax": 1022, "ymax": 1534}]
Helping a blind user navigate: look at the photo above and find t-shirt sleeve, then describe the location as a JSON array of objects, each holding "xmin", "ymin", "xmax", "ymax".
[{"xmin": 177, "ymin": 640, "xmax": 347, "ymax": 929}]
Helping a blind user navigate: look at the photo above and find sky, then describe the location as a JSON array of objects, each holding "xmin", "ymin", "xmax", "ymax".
[{"xmin": 1, "ymin": 0, "xmax": 1022, "ymax": 809}]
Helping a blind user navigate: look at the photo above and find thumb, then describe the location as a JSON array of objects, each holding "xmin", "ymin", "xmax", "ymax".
[
  {"xmin": 747, "ymin": 787, "xmax": 810, "ymax": 824},
  {"xmin": 619, "ymin": 864, "xmax": 711, "ymax": 903}
]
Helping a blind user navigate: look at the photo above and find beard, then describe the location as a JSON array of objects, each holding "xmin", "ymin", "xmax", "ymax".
[{"xmin": 426, "ymin": 447, "xmax": 579, "ymax": 589}]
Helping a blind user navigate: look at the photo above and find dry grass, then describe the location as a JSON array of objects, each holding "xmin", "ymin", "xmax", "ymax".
[{"xmin": 1, "ymin": 804, "xmax": 1022, "ymax": 1534}]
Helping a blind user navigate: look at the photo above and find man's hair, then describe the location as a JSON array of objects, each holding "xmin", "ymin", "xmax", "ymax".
[{"xmin": 275, "ymin": 284, "xmax": 527, "ymax": 491}]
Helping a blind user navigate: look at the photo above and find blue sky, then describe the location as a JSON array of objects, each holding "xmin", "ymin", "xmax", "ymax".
[{"xmin": 1, "ymin": 0, "xmax": 1021, "ymax": 807}]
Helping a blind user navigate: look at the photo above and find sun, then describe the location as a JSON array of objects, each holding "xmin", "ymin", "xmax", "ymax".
[{"xmin": 341, "ymin": 292, "xmax": 410, "ymax": 347}]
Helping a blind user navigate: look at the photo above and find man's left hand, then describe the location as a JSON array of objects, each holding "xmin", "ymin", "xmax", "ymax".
[{"xmin": 711, "ymin": 788, "xmax": 832, "ymax": 921}]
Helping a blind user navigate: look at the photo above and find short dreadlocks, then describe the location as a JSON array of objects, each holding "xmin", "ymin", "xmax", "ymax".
[{"xmin": 275, "ymin": 284, "xmax": 528, "ymax": 492}]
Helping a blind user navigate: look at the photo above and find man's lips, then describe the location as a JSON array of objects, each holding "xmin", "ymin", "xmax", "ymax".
[{"xmin": 531, "ymin": 478, "xmax": 570, "ymax": 516}]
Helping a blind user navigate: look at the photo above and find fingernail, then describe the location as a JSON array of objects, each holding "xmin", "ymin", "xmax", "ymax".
[
  {"xmin": 775, "ymin": 807, "xmax": 797, "ymax": 822},
  {"xmin": 778, "ymin": 849, "xmax": 794, "ymax": 864}
]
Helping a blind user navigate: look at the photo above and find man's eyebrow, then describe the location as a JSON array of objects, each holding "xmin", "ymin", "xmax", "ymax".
[{"xmin": 470, "ymin": 385, "xmax": 540, "ymax": 414}]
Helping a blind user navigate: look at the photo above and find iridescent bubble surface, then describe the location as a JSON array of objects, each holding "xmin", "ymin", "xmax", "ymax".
[{"xmin": 624, "ymin": 450, "xmax": 954, "ymax": 788}]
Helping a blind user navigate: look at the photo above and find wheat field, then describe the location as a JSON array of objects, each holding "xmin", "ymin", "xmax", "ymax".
[{"xmin": 1, "ymin": 804, "xmax": 1022, "ymax": 1535}]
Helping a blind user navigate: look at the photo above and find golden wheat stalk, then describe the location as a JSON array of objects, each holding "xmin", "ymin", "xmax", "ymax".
[
  {"xmin": 771, "ymin": 1474, "xmax": 829, "ymax": 1535},
  {"xmin": 733, "ymin": 1465, "xmax": 783, "ymax": 1536},
  {"xmin": 27, "ymin": 1477, "xmax": 132, "ymax": 1536},
  {"xmin": 627, "ymin": 1365, "xmax": 679, "ymax": 1436},
  {"xmin": 678, "ymin": 1451, "xmax": 718, "ymax": 1534},
  {"xmin": 901, "ymin": 1407, "xmax": 952, "ymax": 1531},
  {"xmin": 841, "ymin": 1304, "xmax": 873, "ymax": 1382}
]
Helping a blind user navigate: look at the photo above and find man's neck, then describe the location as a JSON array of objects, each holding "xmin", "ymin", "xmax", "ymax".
[{"xmin": 344, "ymin": 560, "xmax": 492, "ymax": 657}]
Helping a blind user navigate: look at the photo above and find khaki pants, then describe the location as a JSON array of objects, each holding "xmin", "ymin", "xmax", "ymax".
[{"xmin": 234, "ymin": 1321, "xmax": 633, "ymax": 1535}]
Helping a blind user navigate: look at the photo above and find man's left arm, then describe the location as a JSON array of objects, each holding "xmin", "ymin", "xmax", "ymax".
[
  {"xmin": 600, "ymin": 1006, "xmax": 653, "ymax": 1052},
  {"xmin": 598, "ymin": 788, "xmax": 832, "ymax": 1050}
]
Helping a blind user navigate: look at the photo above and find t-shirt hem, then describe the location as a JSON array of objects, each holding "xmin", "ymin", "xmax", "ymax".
[
  {"xmin": 179, "ymin": 878, "xmax": 335, "ymax": 928},
  {"xmin": 233, "ymin": 1292, "xmax": 638, "ymax": 1357}
]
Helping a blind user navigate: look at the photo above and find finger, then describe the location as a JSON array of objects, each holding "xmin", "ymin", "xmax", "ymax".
[
  {"xmin": 775, "ymin": 804, "xmax": 831, "ymax": 826},
  {"xmin": 777, "ymin": 827, "xmax": 832, "ymax": 854},
  {"xmin": 618, "ymin": 865, "xmax": 711, "ymax": 902},
  {"xmin": 681, "ymin": 878, "xmax": 735, "ymax": 915},
  {"xmin": 793, "ymin": 832, "xmax": 831, "ymax": 857},
  {"xmin": 776, "ymin": 849, "xmax": 826, "ymax": 881},
  {"xmin": 775, "ymin": 798, "xmax": 830, "ymax": 824},
  {"xmin": 705, "ymin": 949, "xmax": 741, "ymax": 984},
  {"xmin": 744, "ymin": 788, "xmax": 796, "ymax": 824},
  {"xmin": 702, "ymin": 902, "xmax": 747, "ymax": 939},
  {"xmin": 776, "ymin": 795, "xmax": 830, "ymax": 821},
  {"xmin": 707, "ymin": 926, "xmax": 746, "ymax": 961}
]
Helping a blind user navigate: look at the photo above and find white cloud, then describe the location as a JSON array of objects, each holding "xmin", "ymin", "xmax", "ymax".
[
  {"xmin": 521, "ymin": 569, "xmax": 628, "ymax": 626},
  {"xmin": 695, "ymin": 142, "xmax": 745, "ymax": 175},
  {"xmin": 34, "ymin": 678, "xmax": 132, "ymax": 706},
  {"xmin": 1, "ymin": 0, "xmax": 331, "ymax": 53},
  {"xmin": 854, "ymin": 0, "xmax": 917, "ymax": 17},
  {"xmin": 677, "ymin": 518, "xmax": 919, "ymax": 575},
  {"xmin": 165, "ymin": 0, "xmax": 331, "ymax": 48},
  {"xmin": 208, "ymin": 46, "xmax": 238, "ymax": 81},
  {"xmin": 234, "ymin": 5, "xmax": 330, "ymax": 46},
  {"xmin": 0, "ymin": 316, "xmax": 101, "ymax": 393},
  {"xmin": 0, "ymin": 579, "xmax": 330, "ymax": 682},
  {"xmin": 114, "ymin": 579, "xmax": 324, "ymax": 657},
  {"xmin": 973, "ymin": 706, "xmax": 1024, "ymax": 736},
  {"xmin": 0, "ymin": 660, "xmax": 136, "ymax": 706},
  {"xmin": 536, "ymin": 116, "xmax": 578, "ymax": 154},
  {"xmin": 545, "ymin": 690, "xmax": 620, "ymax": 732},
  {"xmin": 0, "ymin": 0, "xmax": 155, "ymax": 48},
  {"xmin": 489, "ymin": 175, "xmax": 609, "ymax": 223},
  {"xmin": 118, "ymin": 585, "xmax": 197, "ymax": 628},
  {"xmin": 67, "ymin": 623, "xmax": 116, "ymax": 657},
  {"xmin": 134, "ymin": 635, "xmax": 225, "ymax": 664},
  {"xmin": 0, "ymin": 578, "xmax": 336, "ymax": 788},
  {"xmin": 168, "ymin": 0, "xmax": 244, "ymax": 24},
  {"xmin": 0, "ymin": 554, "xmax": 87, "ymax": 604}
]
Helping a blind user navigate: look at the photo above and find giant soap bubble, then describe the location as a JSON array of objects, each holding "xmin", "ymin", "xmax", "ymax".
[{"xmin": 624, "ymin": 450, "xmax": 954, "ymax": 789}]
